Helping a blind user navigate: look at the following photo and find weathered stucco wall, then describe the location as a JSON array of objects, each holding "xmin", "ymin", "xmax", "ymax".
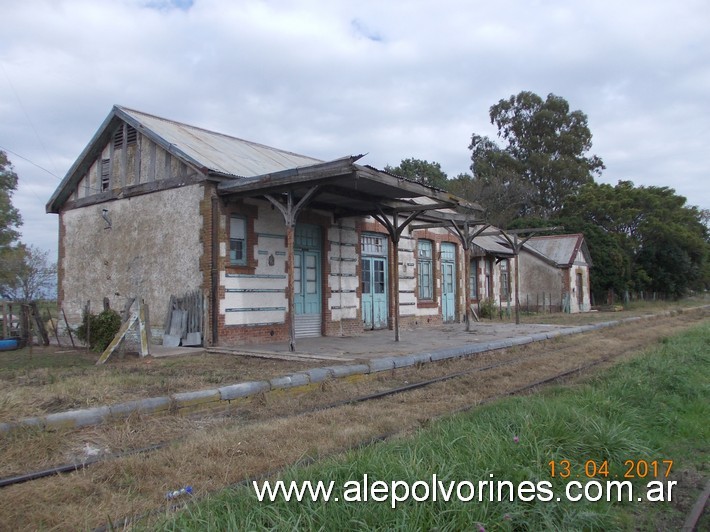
[
  {"xmin": 517, "ymin": 252, "xmax": 563, "ymax": 309},
  {"xmin": 60, "ymin": 184, "xmax": 205, "ymax": 330},
  {"xmin": 568, "ymin": 262, "xmax": 591, "ymax": 313}
]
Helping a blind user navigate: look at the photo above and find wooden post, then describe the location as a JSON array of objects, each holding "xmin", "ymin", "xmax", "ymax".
[
  {"xmin": 514, "ymin": 234, "xmax": 521, "ymax": 325},
  {"xmin": 286, "ymin": 223, "xmax": 296, "ymax": 352},
  {"xmin": 139, "ymin": 301, "xmax": 150, "ymax": 357},
  {"xmin": 2, "ymin": 301, "xmax": 7, "ymax": 339},
  {"xmin": 464, "ymin": 246, "xmax": 471, "ymax": 331},
  {"xmin": 61, "ymin": 307, "xmax": 75, "ymax": 348},
  {"xmin": 392, "ymin": 212, "xmax": 400, "ymax": 342},
  {"xmin": 264, "ymin": 186, "xmax": 320, "ymax": 353},
  {"xmin": 85, "ymin": 300, "xmax": 91, "ymax": 353},
  {"xmin": 143, "ymin": 300, "xmax": 152, "ymax": 351},
  {"xmin": 29, "ymin": 302, "xmax": 49, "ymax": 346},
  {"xmin": 96, "ymin": 311, "xmax": 138, "ymax": 365},
  {"xmin": 45, "ymin": 308, "xmax": 61, "ymax": 347}
]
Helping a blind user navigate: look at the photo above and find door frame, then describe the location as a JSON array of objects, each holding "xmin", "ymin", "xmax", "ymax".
[
  {"xmin": 361, "ymin": 233, "xmax": 389, "ymax": 330},
  {"xmin": 294, "ymin": 224, "xmax": 322, "ymax": 338},
  {"xmin": 441, "ymin": 242, "xmax": 457, "ymax": 323}
]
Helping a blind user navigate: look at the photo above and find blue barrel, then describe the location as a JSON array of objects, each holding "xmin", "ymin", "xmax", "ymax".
[{"xmin": 0, "ymin": 338, "xmax": 20, "ymax": 351}]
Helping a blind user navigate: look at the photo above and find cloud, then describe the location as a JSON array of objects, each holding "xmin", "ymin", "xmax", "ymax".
[{"xmin": 1, "ymin": 0, "xmax": 708, "ymax": 260}]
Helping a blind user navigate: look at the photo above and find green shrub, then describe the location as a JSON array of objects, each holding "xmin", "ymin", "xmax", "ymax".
[
  {"xmin": 76, "ymin": 309, "xmax": 121, "ymax": 352},
  {"xmin": 479, "ymin": 298, "xmax": 498, "ymax": 319}
]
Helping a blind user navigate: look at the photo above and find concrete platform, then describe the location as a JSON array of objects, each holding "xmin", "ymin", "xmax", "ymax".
[
  {"xmin": 149, "ymin": 344, "xmax": 206, "ymax": 358},
  {"xmin": 209, "ymin": 322, "xmax": 573, "ymax": 362}
]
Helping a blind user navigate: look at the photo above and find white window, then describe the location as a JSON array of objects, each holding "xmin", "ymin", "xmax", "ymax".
[
  {"xmin": 418, "ymin": 240, "xmax": 433, "ymax": 300},
  {"xmin": 229, "ymin": 215, "xmax": 247, "ymax": 266},
  {"xmin": 469, "ymin": 258, "xmax": 478, "ymax": 299},
  {"xmin": 500, "ymin": 260, "xmax": 510, "ymax": 301}
]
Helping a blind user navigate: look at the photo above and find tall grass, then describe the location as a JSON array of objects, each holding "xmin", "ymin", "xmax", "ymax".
[{"xmin": 156, "ymin": 323, "xmax": 709, "ymax": 531}]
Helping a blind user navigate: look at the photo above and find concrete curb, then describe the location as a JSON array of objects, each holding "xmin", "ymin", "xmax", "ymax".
[{"xmin": 2, "ymin": 305, "xmax": 707, "ymax": 434}]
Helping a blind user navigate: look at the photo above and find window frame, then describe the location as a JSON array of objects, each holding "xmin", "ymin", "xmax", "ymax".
[
  {"xmin": 417, "ymin": 239, "xmax": 434, "ymax": 301},
  {"xmin": 229, "ymin": 214, "xmax": 248, "ymax": 267},
  {"xmin": 500, "ymin": 259, "xmax": 510, "ymax": 301},
  {"xmin": 100, "ymin": 158, "xmax": 110, "ymax": 191},
  {"xmin": 469, "ymin": 258, "xmax": 479, "ymax": 299}
]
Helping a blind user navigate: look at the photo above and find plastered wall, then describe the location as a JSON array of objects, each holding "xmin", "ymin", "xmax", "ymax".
[{"xmin": 59, "ymin": 184, "xmax": 205, "ymax": 330}]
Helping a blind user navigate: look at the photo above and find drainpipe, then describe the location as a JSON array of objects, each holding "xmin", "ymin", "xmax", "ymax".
[{"xmin": 211, "ymin": 194, "xmax": 219, "ymax": 345}]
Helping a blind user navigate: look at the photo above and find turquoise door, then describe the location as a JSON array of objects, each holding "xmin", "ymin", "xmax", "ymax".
[
  {"xmin": 441, "ymin": 243, "xmax": 456, "ymax": 323},
  {"xmin": 362, "ymin": 257, "xmax": 388, "ymax": 329},
  {"xmin": 294, "ymin": 225, "xmax": 321, "ymax": 337}
]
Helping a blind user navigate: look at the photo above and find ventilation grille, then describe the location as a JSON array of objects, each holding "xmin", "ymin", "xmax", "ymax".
[{"xmin": 113, "ymin": 124, "xmax": 137, "ymax": 149}]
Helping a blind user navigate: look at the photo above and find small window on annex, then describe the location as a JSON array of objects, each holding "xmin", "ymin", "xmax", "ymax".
[
  {"xmin": 500, "ymin": 259, "xmax": 510, "ymax": 301},
  {"xmin": 417, "ymin": 239, "xmax": 433, "ymax": 300},
  {"xmin": 469, "ymin": 258, "xmax": 478, "ymax": 299},
  {"xmin": 229, "ymin": 215, "xmax": 247, "ymax": 266}
]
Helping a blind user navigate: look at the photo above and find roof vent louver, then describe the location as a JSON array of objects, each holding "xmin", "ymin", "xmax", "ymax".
[{"xmin": 113, "ymin": 124, "xmax": 137, "ymax": 149}]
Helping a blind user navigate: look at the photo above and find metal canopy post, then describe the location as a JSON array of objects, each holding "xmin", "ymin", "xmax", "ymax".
[
  {"xmin": 264, "ymin": 186, "xmax": 320, "ymax": 351},
  {"xmin": 496, "ymin": 227, "xmax": 558, "ymax": 325},
  {"xmin": 372, "ymin": 207, "xmax": 423, "ymax": 342}
]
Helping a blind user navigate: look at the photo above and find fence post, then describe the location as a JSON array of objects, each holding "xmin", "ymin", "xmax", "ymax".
[{"xmin": 85, "ymin": 300, "xmax": 91, "ymax": 353}]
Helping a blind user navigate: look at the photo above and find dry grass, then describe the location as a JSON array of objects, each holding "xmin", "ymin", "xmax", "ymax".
[
  {"xmin": 0, "ymin": 310, "xmax": 706, "ymax": 530},
  {"xmin": 2, "ymin": 298, "xmax": 705, "ymax": 423},
  {"xmin": 0, "ymin": 349, "xmax": 320, "ymax": 421}
]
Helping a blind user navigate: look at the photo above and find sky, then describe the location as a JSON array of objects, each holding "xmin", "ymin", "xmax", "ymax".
[{"xmin": 1, "ymin": 0, "xmax": 709, "ymax": 261}]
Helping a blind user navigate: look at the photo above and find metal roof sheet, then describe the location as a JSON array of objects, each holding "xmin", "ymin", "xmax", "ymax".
[
  {"xmin": 118, "ymin": 106, "xmax": 323, "ymax": 177},
  {"xmin": 525, "ymin": 235, "xmax": 583, "ymax": 266},
  {"xmin": 471, "ymin": 234, "xmax": 514, "ymax": 256}
]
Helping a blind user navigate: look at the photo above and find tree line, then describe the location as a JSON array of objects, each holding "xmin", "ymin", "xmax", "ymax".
[
  {"xmin": 1, "ymin": 92, "xmax": 707, "ymax": 304},
  {"xmin": 0, "ymin": 151, "xmax": 56, "ymax": 302},
  {"xmin": 385, "ymin": 91, "xmax": 709, "ymax": 301}
]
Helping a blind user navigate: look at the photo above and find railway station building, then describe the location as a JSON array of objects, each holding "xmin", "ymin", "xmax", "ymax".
[{"xmin": 47, "ymin": 106, "xmax": 590, "ymax": 351}]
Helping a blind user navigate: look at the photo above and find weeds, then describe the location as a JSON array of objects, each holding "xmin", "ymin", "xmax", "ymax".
[{"xmin": 157, "ymin": 323, "xmax": 709, "ymax": 531}]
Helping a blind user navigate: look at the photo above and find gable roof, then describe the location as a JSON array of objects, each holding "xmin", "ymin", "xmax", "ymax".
[
  {"xmin": 46, "ymin": 105, "xmax": 324, "ymax": 212},
  {"xmin": 47, "ymin": 105, "xmax": 483, "ymax": 222},
  {"xmin": 117, "ymin": 106, "xmax": 323, "ymax": 177},
  {"xmin": 524, "ymin": 234, "xmax": 591, "ymax": 267}
]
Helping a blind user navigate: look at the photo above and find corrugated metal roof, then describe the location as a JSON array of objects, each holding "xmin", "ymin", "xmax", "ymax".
[
  {"xmin": 471, "ymin": 234, "xmax": 514, "ymax": 256},
  {"xmin": 525, "ymin": 235, "xmax": 583, "ymax": 266},
  {"xmin": 118, "ymin": 106, "xmax": 323, "ymax": 177}
]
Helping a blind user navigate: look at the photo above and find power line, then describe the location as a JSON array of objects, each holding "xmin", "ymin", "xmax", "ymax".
[
  {"xmin": 1, "ymin": 62, "xmax": 61, "ymax": 178},
  {"xmin": 0, "ymin": 144, "xmax": 62, "ymax": 180}
]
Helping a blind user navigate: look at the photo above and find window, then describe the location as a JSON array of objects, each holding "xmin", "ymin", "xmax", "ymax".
[
  {"xmin": 469, "ymin": 258, "xmax": 478, "ymax": 299},
  {"xmin": 500, "ymin": 260, "xmax": 510, "ymax": 301},
  {"xmin": 100, "ymin": 159, "xmax": 110, "ymax": 191},
  {"xmin": 484, "ymin": 259, "xmax": 492, "ymax": 298},
  {"xmin": 417, "ymin": 239, "xmax": 433, "ymax": 300},
  {"xmin": 229, "ymin": 215, "xmax": 247, "ymax": 266},
  {"xmin": 362, "ymin": 233, "xmax": 386, "ymax": 255}
]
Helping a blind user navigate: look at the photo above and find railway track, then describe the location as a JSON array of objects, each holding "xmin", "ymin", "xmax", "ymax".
[
  {"xmin": 0, "ymin": 340, "xmax": 609, "ymax": 490},
  {"xmin": 0, "ymin": 309, "xmax": 707, "ymax": 530}
]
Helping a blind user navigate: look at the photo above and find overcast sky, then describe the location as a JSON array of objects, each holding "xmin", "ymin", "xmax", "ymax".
[{"xmin": 1, "ymin": 0, "xmax": 708, "ymax": 260}]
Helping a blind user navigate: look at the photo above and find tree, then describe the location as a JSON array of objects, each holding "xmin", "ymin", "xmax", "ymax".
[
  {"xmin": 448, "ymin": 169, "xmax": 534, "ymax": 228},
  {"xmin": 469, "ymin": 91, "xmax": 604, "ymax": 219},
  {"xmin": 0, "ymin": 151, "xmax": 21, "ymax": 249},
  {"xmin": 0, "ymin": 245, "xmax": 57, "ymax": 301},
  {"xmin": 0, "ymin": 151, "xmax": 23, "ymax": 292},
  {"xmin": 560, "ymin": 181, "xmax": 709, "ymax": 300},
  {"xmin": 384, "ymin": 158, "xmax": 449, "ymax": 189}
]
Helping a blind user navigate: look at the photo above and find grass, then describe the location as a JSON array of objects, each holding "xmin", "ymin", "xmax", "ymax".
[
  {"xmin": 156, "ymin": 321, "xmax": 709, "ymax": 531},
  {"xmin": 516, "ymin": 294, "xmax": 710, "ymax": 326},
  {"xmin": 0, "ymin": 347, "xmax": 316, "ymax": 421}
]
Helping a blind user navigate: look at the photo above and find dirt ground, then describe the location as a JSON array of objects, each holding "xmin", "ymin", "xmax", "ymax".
[{"xmin": 0, "ymin": 308, "xmax": 706, "ymax": 531}]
